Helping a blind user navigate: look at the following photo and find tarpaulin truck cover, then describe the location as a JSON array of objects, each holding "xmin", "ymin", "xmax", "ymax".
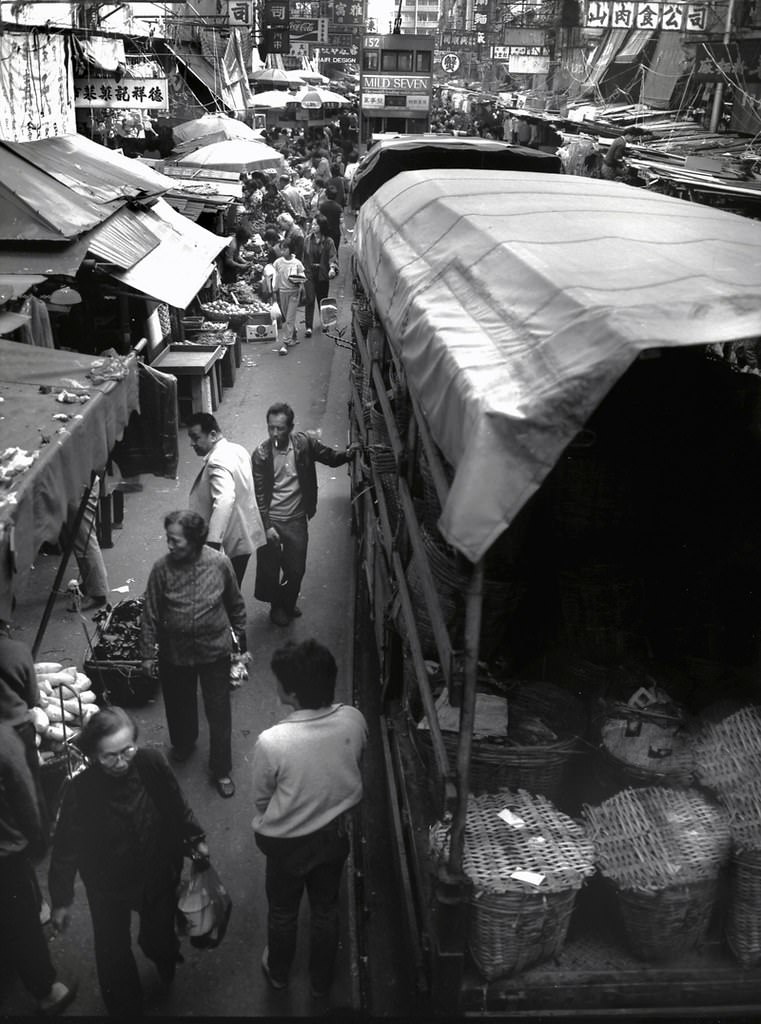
[{"xmin": 354, "ymin": 169, "xmax": 761, "ymax": 563}]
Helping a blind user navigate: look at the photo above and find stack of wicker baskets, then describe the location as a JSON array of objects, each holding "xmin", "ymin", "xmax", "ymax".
[
  {"xmin": 430, "ymin": 789, "xmax": 596, "ymax": 980},
  {"xmin": 693, "ymin": 705, "xmax": 761, "ymax": 966},
  {"xmin": 414, "ymin": 680, "xmax": 586, "ymax": 802},
  {"xmin": 583, "ymin": 786, "xmax": 731, "ymax": 962}
]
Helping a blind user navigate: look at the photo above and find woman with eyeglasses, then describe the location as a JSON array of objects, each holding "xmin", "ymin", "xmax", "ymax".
[{"xmin": 47, "ymin": 707, "xmax": 208, "ymax": 1016}]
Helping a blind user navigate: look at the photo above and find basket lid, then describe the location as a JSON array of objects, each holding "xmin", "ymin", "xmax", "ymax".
[
  {"xmin": 430, "ymin": 789, "xmax": 595, "ymax": 895},
  {"xmin": 583, "ymin": 786, "xmax": 731, "ymax": 890}
]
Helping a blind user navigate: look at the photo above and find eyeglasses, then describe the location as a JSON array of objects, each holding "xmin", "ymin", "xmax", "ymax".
[{"xmin": 98, "ymin": 744, "xmax": 138, "ymax": 766}]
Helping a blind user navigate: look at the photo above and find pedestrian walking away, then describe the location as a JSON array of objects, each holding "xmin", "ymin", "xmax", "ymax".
[
  {"xmin": 187, "ymin": 413, "xmax": 266, "ymax": 586},
  {"xmin": 302, "ymin": 215, "xmax": 338, "ymax": 338},
  {"xmin": 252, "ymin": 639, "xmax": 367, "ymax": 998},
  {"xmin": 139, "ymin": 510, "xmax": 247, "ymax": 798},
  {"xmin": 251, "ymin": 402, "xmax": 359, "ymax": 627},
  {"xmin": 272, "ymin": 239, "xmax": 307, "ymax": 353},
  {"xmin": 48, "ymin": 708, "xmax": 208, "ymax": 1016},
  {"xmin": 0, "ymin": 722, "xmax": 77, "ymax": 1016}
]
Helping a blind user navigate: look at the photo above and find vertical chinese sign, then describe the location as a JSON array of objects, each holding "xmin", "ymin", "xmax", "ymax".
[
  {"xmin": 0, "ymin": 32, "xmax": 76, "ymax": 141},
  {"xmin": 263, "ymin": 1, "xmax": 291, "ymax": 54}
]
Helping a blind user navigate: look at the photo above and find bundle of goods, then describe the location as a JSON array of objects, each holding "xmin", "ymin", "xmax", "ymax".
[
  {"xmin": 583, "ymin": 786, "xmax": 731, "ymax": 962},
  {"xmin": 693, "ymin": 705, "xmax": 761, "ymax": 965},
  {"xmin": 33, "ymin": 663, "xmax": 99, "ymax": 763},
  {"xmin": 430, "ymin": 788, "xmax": 595, "ymax": 979},
  {"xmin": 84, "ymin": 599, "xmax": 157, "ymax": 707},
  {"xmin": 414, "ymin": 677, "xmax": 586, "ymax": 802},
  {"xmin": 596, "ymin": 683, "xmax": 695, "ymax": 788},
  {"xmin": 226, "ymin": 280, "xmax": 259, "ymax": 305}
]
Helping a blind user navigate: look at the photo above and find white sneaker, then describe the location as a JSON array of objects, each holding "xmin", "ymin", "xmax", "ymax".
[{"xmin": 278, "ymin": 345, "xmax": 288, "ymax": 356}]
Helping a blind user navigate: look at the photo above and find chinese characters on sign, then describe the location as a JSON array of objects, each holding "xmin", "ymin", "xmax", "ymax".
[
  {"xmin": 226, "ymin": 0, "xmax": 253, "ymax": 24},
  {"xmin": 471, "ymin": 0, "xmax": 489, "ymax": 29},
  {"xmin": 0, "ymin": 31, "xmax": 76, "ymax": 141},
  {"xmin": 73, "ymin": 78, "xmax": 169, "ymax": 110},
  {"xmin": 263, "ymin": 0, "xmax": 290, "ymax": 52},
  {"xmin": 441, "ymin": 52, "xmax": 461, "ymax": 74},
  {"xmin": 585, "ymin": 0, "xmax": 708, "ymax": 29}
]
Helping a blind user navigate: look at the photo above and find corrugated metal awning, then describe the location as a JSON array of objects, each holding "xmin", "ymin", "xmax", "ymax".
[
  {"xmin": 106, "ymin": 197, "xmax": 228, "ymax": 307},
  {"xmin": 0, "ymin": 236, "xmax": 92, "ymax": 277},
  {"xmin": 87, "ymin": 206, "xmax": 162, "ymax": 269},
  {"xmin": 2, "ymin": 134, "xmax": 175, "ymax": 207}
]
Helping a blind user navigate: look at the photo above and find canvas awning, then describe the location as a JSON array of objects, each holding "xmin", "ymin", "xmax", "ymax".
[
  {"xmin": 584, "ymin": 28, "xmax": 629, "ymax": 89},
  {"xmin": 0, "ymin": 339, "xmax": 140, "ymax": 619},
  {"xmin": 93, "ymin": 197, "xmax": 228, "ymax": 308},
  {"xmin": 354, "ymin": 169, "xmax": 761, "ymax": 563}
]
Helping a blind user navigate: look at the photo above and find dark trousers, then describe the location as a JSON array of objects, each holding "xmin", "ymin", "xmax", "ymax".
[
  {"xmin": 87, "ymin": 878, "xmax": 179, "ymax": 1016},
  {"xmin": 254, "ymin": 517, "xmax": 308, "ymax": 615},
  {"xmin": 159, "ymin": 657, "xmax": 232, "ymax": 778},
  {"xmin": 229, "ymin": 553, "xmax": 249, "ymax": 587},
  {"xmin": 255, "ymin": 815, "xmax": 350, "ymax": 991},
  {"xmin": 0, "ymin": 852, "xmax": 56, "ymax": 999},
  {"xmin": 304, "ymin": 276, "xmax": 329, "ymax": 330}
]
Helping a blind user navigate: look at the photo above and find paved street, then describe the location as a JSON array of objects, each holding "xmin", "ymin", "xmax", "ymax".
[{"xmin": 0, "ymin": 245, "xmax": 368, "ymax": 1018}]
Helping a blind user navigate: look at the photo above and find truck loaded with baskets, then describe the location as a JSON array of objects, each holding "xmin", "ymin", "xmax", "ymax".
[{"xmin": 347, "ymin": 168, "xmax": 761, "ymax": 1015}]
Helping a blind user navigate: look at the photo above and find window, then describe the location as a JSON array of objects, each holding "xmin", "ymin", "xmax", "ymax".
[
  {"xmin": 363, "ymin": 50, "xmax": 379, "ymax": 70},
  {"xmin": 398, "ymin": 51, "xmax": 413, "ymax": 70},
  {"xmin": 381, "ymin": 50, "xmax": 397, "ymax": 70},
  {"xmin": 415, "ymin": 50, "xmax": 432, "ymax": 71}
]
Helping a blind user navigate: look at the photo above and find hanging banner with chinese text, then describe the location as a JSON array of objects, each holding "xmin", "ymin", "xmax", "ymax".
[
  {"xmin": 585, "ymin": 1, "xmax": 708, "ymax": 30},
  {"xmin": 74, "ymin": 78, "xmax": 169, "ymax": 109},
  {"xmin": 226, "ymin": 0, "xmax": 253, "ymax": 26},
  {"xmin": 0, "ymin": 31, "xmax": 75, "ymax": 141},
  {"xmin": 695, "ymin": 39, "xmax": 761, "ymax": 81}
]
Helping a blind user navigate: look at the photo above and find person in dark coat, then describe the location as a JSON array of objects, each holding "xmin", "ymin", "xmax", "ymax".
[
  {"xmin": 301, "ymin": 215, "xmax": 338, "ymax": 337},
  {"xmin": 251, "ymin": 402, "xmax": 359, "ymax": 626},
  {"xmin": 49, "ymin": 707, "xmax": 208, "ymax": 1016},
  {"xmin": 318, "ymin": 186, "xmax": 343, "ymax": 255},
  {"xmin": 0, "ymin": 722, "xmax": 77, "ymax": 1015}
]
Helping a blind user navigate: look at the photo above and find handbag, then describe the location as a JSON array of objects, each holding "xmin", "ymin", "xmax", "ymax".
[{"xmin": 177, "ymin": 855, "xmax": 232, "ymax": 949}]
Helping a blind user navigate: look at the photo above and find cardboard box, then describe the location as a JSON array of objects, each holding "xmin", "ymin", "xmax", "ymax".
[{"xmin": 246, "ymin": 321, "xmax": 278, "ymax": 341}]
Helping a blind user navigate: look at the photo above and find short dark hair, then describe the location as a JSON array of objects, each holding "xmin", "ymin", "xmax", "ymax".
[
  {"xmin": 77, "ymin": 706, "xmax": 137, "ymax": 760},
  {"xmin": 187, "ymin": 412, "xmax": 220, "ymax": 434},
  {"xmin": 325, "ymin": 185, "xmax": 338, "ymax": 200},
  {"xmin": 271, "ymin": 639, "xmax": 337, "ymax": 709},
  {"xmin": 235, "ymin": 226, "xmax": 251, "ymax": 244},
  {"xmin": 279, "ymin": 173, "xmax": 290, "ymax": 184},
  {"xmin": 266, "ymin": 401, "xmax": 295, "ymax": 428},
  {"xmin": 163, "ymin": 509, "xmax": 208, "ymax": 551}
]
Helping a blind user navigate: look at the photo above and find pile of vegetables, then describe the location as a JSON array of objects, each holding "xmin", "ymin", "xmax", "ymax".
[{"xmin": 32, "ymin": 662, "xmax": 99, "ymax": 762}]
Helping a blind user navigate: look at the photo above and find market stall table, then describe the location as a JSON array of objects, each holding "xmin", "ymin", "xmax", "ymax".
[
  {"xmin": 150, "ymin": 343, "xmax": 225, "ymax": 421},
  {"xmin": 0, "ymin": 339, "xmax": 139, "ymax": 621}
]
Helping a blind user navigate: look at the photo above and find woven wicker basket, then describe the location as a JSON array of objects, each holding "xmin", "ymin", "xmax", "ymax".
[
  {"xmin": 584, "ymin": 786, "xmax": 731, "ymax": 962},
  {"xmin": 693, "ymin": 705, "xmax": 761, "ymax": 798},
  {"xmin": 414, "ymin": 681, "xmax": 586, "ymax": 800},
  {"xmin": 727, "ymin": 849, "xmax": 761, "ymax": 967},
  {"xmin": 430, "ymin": 789, "xmax": 595, "ymax": 980},
  {"xmin": 596, "ymin": 699, "xmax": 696, "ymax": 788}
]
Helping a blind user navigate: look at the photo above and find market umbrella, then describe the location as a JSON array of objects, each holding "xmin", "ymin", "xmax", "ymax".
[
  {"xmin": 250, "ymin": 67, "xmax": 291, "ymax": 86},
  {"xmin": 176, "ymin": 139, "xmax": 285, "ymax": 173},
  {"xmin": 172, "ymin": 114, "xmax": 260, "ymax": 146},
  {"xmin": 293, "ymin": 86, "xmax": 350, "ymax": 108},
  {"xmin": 297, "ymin": 70, "xmax": 330, "ymax": 84},
  {"xmin": 250, "ymin": 90, "xmax": 293, "ymax": 110},
  {"xmin": 283, "ymin": 69, "xmax": 308, "ymax": 84}
]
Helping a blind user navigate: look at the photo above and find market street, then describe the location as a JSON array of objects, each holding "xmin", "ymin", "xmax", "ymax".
[{"xmin": 0, "ymin": 243, "xmax": 375, "ymax": 1018}]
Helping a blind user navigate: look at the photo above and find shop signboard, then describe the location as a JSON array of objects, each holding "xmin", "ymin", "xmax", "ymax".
[
  {"xmin": 695, "ymin": 39, "xmax": 761, "ymax": 81},
  {"xmin": 74, "ymin": 78, "xmax": 169, "ymax": 110},
  {"xmin": 290, "ymin": 17, "xmax": 319, "ymax": 41},
  {"xmin": 509, "ymin": 51, "xmax": 550, "ymax": 73},
  {"xmin": 225, "ymin": 0, "xmax": 253, "ymax": 26},
  {"xmin": 584, "ymin": 0, "xmax": 709, "ymax": 30},
  {"xmin": 440, "ymin": 52, "xmax": 461, "ymax": 74},
  {"xmin": 315, "ymin": 43, "xmax": 357, "ymax": 64},
  {"xmin": 0, "ymin": 31, "xmax": 76, "ymax": 141},
  {"xmin": 263, "ymin": 0, "xmax": 290, "ymax": 52}
]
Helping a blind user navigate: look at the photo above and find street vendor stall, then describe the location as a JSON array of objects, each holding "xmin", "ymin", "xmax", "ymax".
[
  {"xmin": 0, "ymin": 339, "xmax": 139, "ymax": 622},
  {"xmin": 349, "ymin": 169, "xmax": 761, "ymax": 1015}
]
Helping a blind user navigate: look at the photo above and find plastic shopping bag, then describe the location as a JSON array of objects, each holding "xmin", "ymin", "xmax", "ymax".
[{"xmin": 177, "ymin": 858, "xmax": 232, "ymax": 949}]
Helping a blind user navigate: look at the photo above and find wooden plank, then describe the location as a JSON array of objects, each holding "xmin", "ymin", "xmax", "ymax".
[
  {"xmin": 392, "ymin": 549, "xmax": 450, "ymax": 781},
  {"xmin": 371, "ymin": 362, "xmax": 404, "ymax": 461}
]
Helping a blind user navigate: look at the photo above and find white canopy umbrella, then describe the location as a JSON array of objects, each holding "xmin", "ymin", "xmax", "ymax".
[
  {"xmin": 283, "ymin": 69, "xmax": 308, "ymax": 84},
  {"xmin": 293, "ymin": 85, "xmax": 350, "ymax": 108},
  {"xmin": 250, "ymin": 90, "xmax": 293, "ymax": 110},
  {"xmin": 172, "ymin": 114, "xmax": 260, "ymax": 146},
  {"xmin": 177, "ymin": 139, "xmax": 285, "ymax": 173},
  {"xmin": 251, "ymin": 67, "xmax": 291, "ymax": 86}
]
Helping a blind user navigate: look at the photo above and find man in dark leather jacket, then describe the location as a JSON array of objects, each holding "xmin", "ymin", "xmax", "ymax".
[{"xmin": 251, "ymin": 402, "xmax": 358, "ymax": 626}]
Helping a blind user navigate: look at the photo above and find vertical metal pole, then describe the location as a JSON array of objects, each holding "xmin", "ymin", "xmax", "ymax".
[
  {"xmin": 448, "ymin": 558, "xmax": 484, "ymax": 875},
  {"xmin": 709, "ymin": 0, "xmax": 737, "ymax": 132}
]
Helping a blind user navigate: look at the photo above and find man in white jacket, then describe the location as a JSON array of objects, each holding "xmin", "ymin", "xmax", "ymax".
[{"xmin": 187, "ymin": 413, "xmax": 266, "ymax": 585}]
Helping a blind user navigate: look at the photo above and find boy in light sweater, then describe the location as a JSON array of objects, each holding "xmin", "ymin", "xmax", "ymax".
[
  {"xmin": 271, "ymin": 238, "xmax": 306, "ymax": 354},
  {"xmin": 252, "ymin": 639, "xmax": 367, "ymax": 998}
]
